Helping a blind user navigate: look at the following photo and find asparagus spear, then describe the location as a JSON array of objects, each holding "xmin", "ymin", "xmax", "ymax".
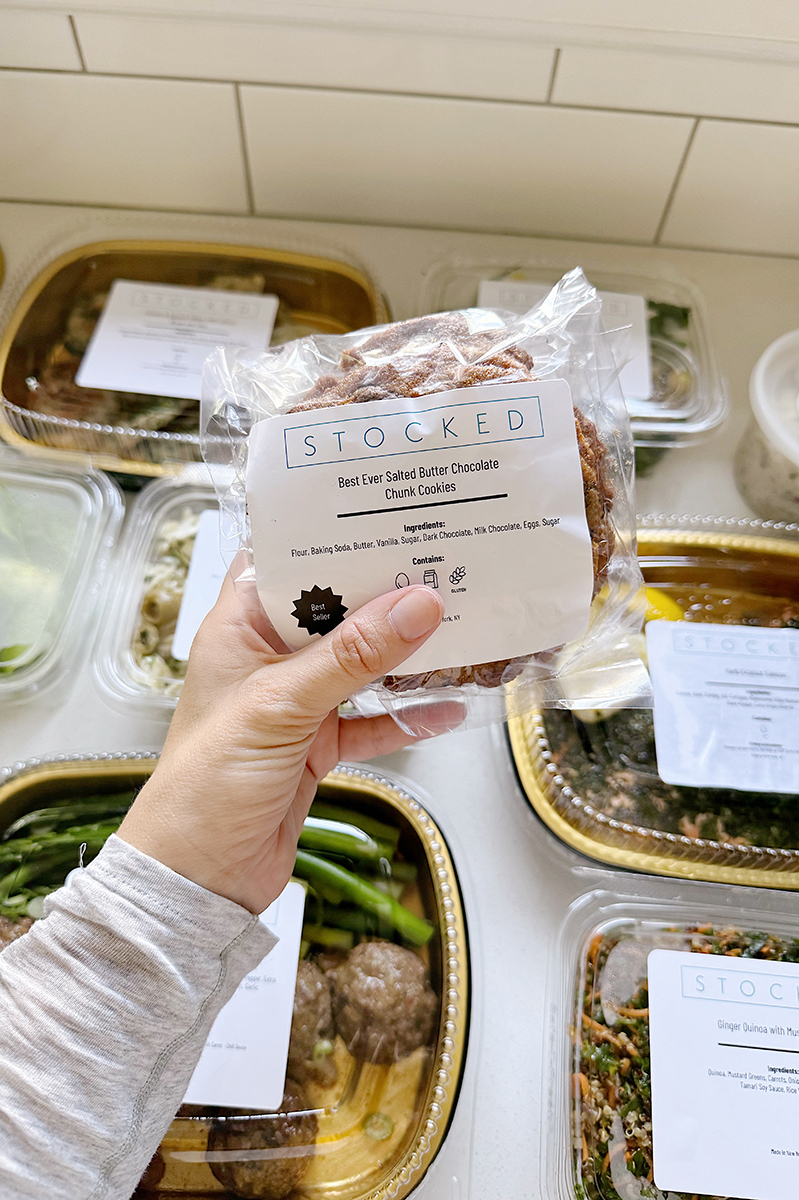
[
  {"xmin": 298, "ymin": 817, "xmax": 393, "ymax": 864},
  {"xmin": 309, "ymin": 802, "xmax": 401, "ymax": 852},
  {"xmin": 293, "ymin": 851, "xmax": 433, "ymax": 946},
  {"xmin": 3, "ymin": 797, "xmax": 133, "ymax": 841}
]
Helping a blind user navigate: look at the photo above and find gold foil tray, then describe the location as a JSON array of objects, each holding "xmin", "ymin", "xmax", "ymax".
[
  {"xmin": 0, "ymin": 755, "xmax": 467, "ymax": 1200},
  {"xmin": 509, "ymin": 525, "xmax": 799, "ymax": 889},
  {"xmin": 0, "ymin": 241, "xmax": 388, "ymax": 476}
]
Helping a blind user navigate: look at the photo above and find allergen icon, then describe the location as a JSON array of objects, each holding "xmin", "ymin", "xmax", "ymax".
[
  {"xmin": 395, "ymin": 572, "xmax": 411, "ymax": 589},
  {"xmin": 423, "ymin": 569, "xmax": 439, "ymax": 589}
]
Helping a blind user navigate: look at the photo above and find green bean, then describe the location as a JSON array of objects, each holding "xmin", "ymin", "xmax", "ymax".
[
  {"xmin": 3, "ymin": 798, "xmax": 133, "ymax": 841},
  {"xmin": 309, "ymin": 803, "xmax": 401, "ymax": 852},
  {"xmin": 318, "ymin": 907, "xmax": 393, "ymax": 937},
  {"xmin": 0, "ymin": 821, "xmax": 122, "ymax": 867},
  {"xmin": 298, "ymin": 817, "xmax": 393, "ymax": 864},
  {"xmin": 302, "ymin": 924, "xmax": 355, "ymax": 950},
  {"xmin": 293, "ymin": 851, "xmax": 433, "ymax": 946},
  {"xmin": 0, "ymin": 849, "xmax": 80, "ymax": 903}
]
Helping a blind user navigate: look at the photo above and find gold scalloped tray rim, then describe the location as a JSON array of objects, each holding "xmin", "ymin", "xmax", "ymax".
[
  {"xmin": 0, "ymin": 755, "xmax": 467, "ymax": 1200},
  {"xmin": 508, "ymin": 527, "xmax": 799, "ymax": 890},
  {"xmin": 0, "ymin": 238, "xmax": 389, "ymax": 477}
]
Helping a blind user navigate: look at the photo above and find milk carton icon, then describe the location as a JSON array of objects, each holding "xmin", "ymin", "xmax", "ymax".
[{"xmin": 423, "ymin": 569, "xmax": 439, "ymax": 589}]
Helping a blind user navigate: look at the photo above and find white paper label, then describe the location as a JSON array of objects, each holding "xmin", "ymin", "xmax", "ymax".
[
  {"xmin": 649, "ymin": 948, "xmax": 799, "ymax": 1200},
  {"xmin": 183, "ymin": 880, "xmax": 306, "ymax": 1110},
  {"xmin": 647, "ymin": 620, "xmax": 799, "ymax": 793},
  {"xmin": 246, "ymin": 380, "xmax": 594, "ymax": 674},
  {"xmin": 171, "ymin": 508, "xmax": 228, "ymax": 661},
  {"xmin": 477, "ymin": 278, "xmax": 651, "ymax": 402},
  {"xmin": 76, "ymin": 280, "xmax": 279, "ymax": 401}
]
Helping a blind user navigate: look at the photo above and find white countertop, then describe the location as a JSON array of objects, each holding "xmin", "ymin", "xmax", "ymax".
[{"xmin": 2, "ymin": 199, "xmax": 799, "ymax": 1200}]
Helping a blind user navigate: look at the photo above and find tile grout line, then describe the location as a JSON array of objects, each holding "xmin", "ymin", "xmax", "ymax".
[
  {"xmin": 1, "ymin": 194, "xmax": 799, "ymax": 263},
  {"xmin": 653, "ymin": 117, "xmax": 700, "ymax": 245},
  {"xmin": 234, "ymin": 83, "xmax": 256, "ymax": 216},
  {"xmin": 0, "ymin": 62, "xmax": 799, "ymax": 131},
  {"xmin": 545, "ymin": 48, "xmax": 561, "ymax": 103},
  {"xmin": 67, "ymin": 16, "xmax": 88, "ymax": 72}
]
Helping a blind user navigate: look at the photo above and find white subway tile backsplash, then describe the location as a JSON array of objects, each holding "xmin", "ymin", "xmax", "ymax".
[
  {"xmin": 553, "ymin": 46, "xmax": 799, "ymax": 125},
  {"xmin": 0, "ymin": 72, "xmax": 249, "ymax": 213},
  {"xmin": 0, "ymin": 9, "xmax": 81, "ymax": 71},
  {"xmin": 75, "ymin": 12, "xmax": 556, "ymax": 103},
  {"xmin": 241, "ymin": 87, "xmax": 692, "ymax": 240},
  {"xmin": 662, "ymin": 120, "xmax": 799, "ymax": 255}
]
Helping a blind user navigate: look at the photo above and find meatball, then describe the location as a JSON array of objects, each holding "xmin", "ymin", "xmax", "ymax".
[
  {"xmin": 330, "ymin": 941, "xmax": 437, "ymax": 1064},
  {"xmin": 0, "ymin": 916, "xmax": 32, "ymax": 952},
  {"xmin": 208, "ymin": 1080, "xmax": 317, "ymax": 1200},
  {"xmin": 288, "ymin": 960, "xmax": 336, "ymax": 1085}
]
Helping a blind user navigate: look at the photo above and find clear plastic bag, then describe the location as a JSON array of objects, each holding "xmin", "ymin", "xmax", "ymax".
[{"xmin": 201, "ymin": 268, "xmax": 649, "ymax": 734}]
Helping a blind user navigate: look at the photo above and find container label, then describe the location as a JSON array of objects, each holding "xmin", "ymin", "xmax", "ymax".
[
  {"xmin": 478, "ymin": 278, "xmax": 651, "ymax": 401},
  {"xmin": 171, "ymin": 508, "xmax": 228, "ymax": 661},
  {"xmin": 183, "ymin": 880, "xmax": 305, "ymax": 1110},
  {"xmin": 76, "ymin": 279, "xmax": 278, "ymax": 401},
  {"xmin": 647, "ymin": 620, "xmax": 799, "ymax": 793},
  {"xmin": 649, "ymin": 948, "xmax": 799, "ymax": 1200},
  {"xmin": 246, "ymin": 380, "xmax": 594, "ymax": 674}
]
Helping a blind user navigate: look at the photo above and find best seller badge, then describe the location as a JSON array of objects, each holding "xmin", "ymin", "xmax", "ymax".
[{"xmin": 291, "ymin": 585, "xmax": 348, "ymax": 635}]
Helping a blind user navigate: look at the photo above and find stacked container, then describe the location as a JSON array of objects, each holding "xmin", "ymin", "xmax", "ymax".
[{"xmin": 420, "ymin": 257, "xmax": 729, "ymax": 473}]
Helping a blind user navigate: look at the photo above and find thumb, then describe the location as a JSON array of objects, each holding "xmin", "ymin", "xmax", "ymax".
[{"xmin": 272, "ymin": 586, "xmax": 444, "ymax": 719}]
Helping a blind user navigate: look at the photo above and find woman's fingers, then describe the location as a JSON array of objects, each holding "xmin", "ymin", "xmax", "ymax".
[
  {"xmin": 337, "ymin": 712, "xmax": 423, "ymax": 762},
  {"xmin": 268, "ymin": 586, "xmax": 444, "ymax": 721}
]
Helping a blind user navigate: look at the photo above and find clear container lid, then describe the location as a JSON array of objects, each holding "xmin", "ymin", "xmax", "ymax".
[
  {"xmin": 509, "ymin": 516, "xmax": 799, "ymax": 888},
  {"xmin": 0, "ymin": 225, "xmax": 388, "ymax": 476},
  {"xmin": 750, "ymin": 328, "xmax": 799, "ymax": 468},
  {"xmin": 419, "ymin": 258, "xmax": 728, "ymax": 447},
  {"xmin": 547, "ymin": 873, "xmax": 799, "ymax": 1200},
  {"xmin": 93, "ymin": 469, "xmax": 221, "ymax": 713},
  {"xmin": 0, "ymin": 452, "xmax": 122, "ymax": 698}
]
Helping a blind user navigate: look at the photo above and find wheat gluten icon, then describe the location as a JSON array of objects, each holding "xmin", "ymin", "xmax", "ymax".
[{"xmin": 449, "ymin": 565, "xmax": 466, "ymax": 586}]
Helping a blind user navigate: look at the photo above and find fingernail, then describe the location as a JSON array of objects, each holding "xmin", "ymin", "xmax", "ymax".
[{"xmin": 389, "ymin": 587, "xmax": 443, "ymax": 642}]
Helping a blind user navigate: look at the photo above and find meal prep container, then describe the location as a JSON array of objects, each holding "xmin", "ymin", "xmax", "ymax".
[
  {"xmin": 93, "ymin": 472, "xmax": 219, "ymax": 712},
  {"xmin": 419, "ymin": 257, "xmax": 728, "ymax": 466},
  {"xmin": 0, "ymin": 755, "xmax": 469, "ymax": 1200},
  {"xmin": 0, "ymin": 454, "xmax": 122, "ymax": 700},
  {"xmin": 0, "ymin": 240, "xmax": 388, "ymax": 477},
  {"xmin": 546, "ymin": 872, "xmax": 799, "ymax": 1200},
  {"xmin": 734, "ymin": 329, "xmax": 799, "ymax": 522},
  {"xmin": 508, "ymin": 516, "xmax": 799, "ymax": 888}
]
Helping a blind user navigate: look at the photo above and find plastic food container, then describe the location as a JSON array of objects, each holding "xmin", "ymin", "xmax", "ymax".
[
  {"xmin": 0, "ymin": 240, "xmax": 388, "ymax": 477},
  {"xmin": 419, "ymin": 257, "xmax": 728, "ymax": 468},
  {"xmin": 0, "ymin": 454, "xmax": 122, "ymax": 700},
  {"xmin": 0, "ymin": 755, "xmax": 470, "ymax": 1200},
  {"xmin": 547, "ymin": 874, "xmax": 799, "ymax": 1200},
  {"xmin": 734, "ymin": 329, "xmax": 799, "ymax": 521},
  {"xmin": 93, "ymin": 471, "xmax": 220, "ymax": 712},
  {"xmin": 509, "ymin": 516, "xmax": 799, "ymax": 888}
]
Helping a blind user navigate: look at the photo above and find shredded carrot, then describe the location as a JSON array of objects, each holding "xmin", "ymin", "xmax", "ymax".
[
  {"xmin": 582, "ymin": 1013, "xmax": 623, "ymax": 1049},
  {"xmin": 614, "ymin": 1006, "xmax": 649, "ymax": 1019},
  {"xmin": 582, "ymin": 1133, "xmax": 589, "ymax": 1165}
]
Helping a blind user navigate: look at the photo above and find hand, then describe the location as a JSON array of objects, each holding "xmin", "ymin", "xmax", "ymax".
[{"xmin": 117, "ymin": 575, "xmax": 444, "ymax": 913}]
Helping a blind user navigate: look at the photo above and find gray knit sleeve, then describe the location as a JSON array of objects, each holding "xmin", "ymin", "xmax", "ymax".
[{"xmin": 0, "ymin": 834, "xmax": 277, "ymax": 1200}]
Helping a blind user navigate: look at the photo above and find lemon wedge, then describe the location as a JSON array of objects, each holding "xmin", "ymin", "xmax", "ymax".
[{"xmin": 645, "ymin": 587, "xmax": 684, "ymax": 622}]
